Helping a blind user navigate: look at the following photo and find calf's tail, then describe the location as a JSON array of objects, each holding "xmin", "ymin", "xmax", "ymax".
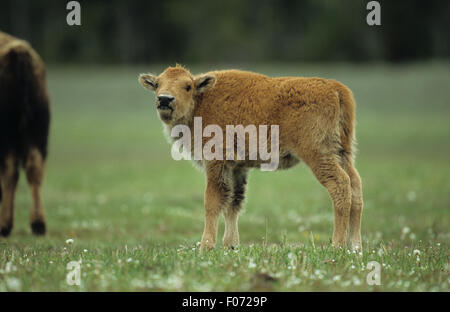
[{"xmin": 335, "ymin": 81, "xmax": 356, "ymax": 163}]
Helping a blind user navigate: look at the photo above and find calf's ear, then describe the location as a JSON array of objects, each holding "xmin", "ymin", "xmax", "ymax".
[
  {"xmin": 194, "ymin": 74, "xmax": 216, "ymax": 94},
  {"xmin": 139, "ymin": 73, "xmax": 158, "ymax": 91}
]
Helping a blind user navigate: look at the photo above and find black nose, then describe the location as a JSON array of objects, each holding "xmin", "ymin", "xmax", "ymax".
[{"xmin": 157, "ymin": 95, "xmax": 175, "ymax": 108}]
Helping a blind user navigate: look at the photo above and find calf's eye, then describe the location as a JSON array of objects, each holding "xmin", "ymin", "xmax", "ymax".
[{"xmin": 185, "ymin": 85, "xmax": 191, "ymax": 92}]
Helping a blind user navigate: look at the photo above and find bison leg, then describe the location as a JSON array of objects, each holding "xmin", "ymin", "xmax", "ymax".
[
  {"xmin": 223, "ymin": 167, "xmax": 248, "ymax": 249},
  {"xmin": 303, "ymin": 152, "xmax": 352, "ymax": 247},
  {"xmin": 0, "ymin": 154, "xmax": 19, "ymax": 237},
  {"xmin": 200, "ymin": 162, "xmax": 232, "ymax": 252},
  {"xmin": 25, "ymin": 148, "xmax": 46, "ymax": 235},
  {"xmin": 341, "ymin": 159, "xmax": 363, "ymax": 250}
]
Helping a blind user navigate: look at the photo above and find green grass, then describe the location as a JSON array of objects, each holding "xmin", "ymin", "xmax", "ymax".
[{"xmin": 0, "ymin": 62, "xmax": 449, "ymax": 291}]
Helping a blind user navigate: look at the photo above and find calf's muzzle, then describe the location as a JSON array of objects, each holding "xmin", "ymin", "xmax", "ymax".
[{"xmin": 157, "ymin": 94, "xmax": 175, "ymax": 110}]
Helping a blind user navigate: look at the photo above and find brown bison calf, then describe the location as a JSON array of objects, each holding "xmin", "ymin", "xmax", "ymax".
[
  {"xmin": 139, "ymin": 65, "xmax": 363, "ymax": 251},
  {"xmin": 0, "ymin": 31, "xmax": 50, "ymax": 236}
]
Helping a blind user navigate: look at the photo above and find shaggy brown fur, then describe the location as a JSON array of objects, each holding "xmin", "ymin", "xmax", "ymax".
[
  {"xmin": 139, "ymin": 65, "xmax": 363, "ymax": 251},
  {"xmin": 0, "ymin": 31, "xmax": 50, "ymax": 236}
]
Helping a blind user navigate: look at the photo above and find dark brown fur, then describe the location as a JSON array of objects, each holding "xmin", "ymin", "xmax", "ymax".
[{"xmin": 0, "ymin": 31, "xmax": 50, "ymax": 236}]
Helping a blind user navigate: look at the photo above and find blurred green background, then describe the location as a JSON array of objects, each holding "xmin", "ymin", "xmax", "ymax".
[
  {"xmin": 0, "ymin": 1, "xmax": 449, "ymax": 291},
  {"xmin": 1, "ymin": 0, "xmax": 449, "ymax": 64}
]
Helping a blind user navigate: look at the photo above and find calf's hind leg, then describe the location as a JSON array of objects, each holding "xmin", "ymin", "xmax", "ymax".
[
  {"xmin": 25, "ymin": 148, "xmax": 46, "ymax": 235},
  {"xmin": 341, "ymin": 158, "xmax": 363, "ymax": 250},
  {"xmin": 0, "ymin": 154, "xmax": 19, "ymax": 237},
  {"xmin": 302, "ymin": 152, "xmax": 352, "ymax": 247}
]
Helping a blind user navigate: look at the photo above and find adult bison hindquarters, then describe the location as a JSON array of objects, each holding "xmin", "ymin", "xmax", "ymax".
[
  {"xmin": 0, "ymin": 31, "xmax": 50, "ymax": 237},
  {"xmin": 138, "ymin": 65, "xmax": 363, "ymax": 251}
]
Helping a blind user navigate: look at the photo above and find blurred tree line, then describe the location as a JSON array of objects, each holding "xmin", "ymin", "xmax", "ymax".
[{"xmin": 0, "ymin": 0, "xmax": 449, "ymax": 64}]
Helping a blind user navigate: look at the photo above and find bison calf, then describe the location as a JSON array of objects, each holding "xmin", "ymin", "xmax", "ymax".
[
  {"xmin": 0, "ymin": 31, "xmax": 50, "ymax": 236},
  {"xmin": 138, "ymin": 65, "xmax": 363, "ymax": 251}
]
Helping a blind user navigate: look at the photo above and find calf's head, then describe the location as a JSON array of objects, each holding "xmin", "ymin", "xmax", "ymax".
[{"xmin": 139, "ymin": 65, "xmax": 216, "ymax": 124}]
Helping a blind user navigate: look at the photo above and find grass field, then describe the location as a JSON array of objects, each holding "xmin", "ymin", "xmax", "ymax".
[{"xmin": 0, "ymin": 62, "xmax": 449, "ymax": 291}]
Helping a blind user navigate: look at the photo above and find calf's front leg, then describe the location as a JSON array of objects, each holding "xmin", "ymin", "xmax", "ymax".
[{"xmin": 200, "ymin": 162, "xmax": 230, "ymax": 252}]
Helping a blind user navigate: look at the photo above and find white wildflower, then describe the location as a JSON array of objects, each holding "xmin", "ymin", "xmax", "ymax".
[
  {"xmin": 130, "ymin": 278, "xmax": 146, "ymax": 288},
  {"xmin": 6, "ymin": 277, "xmax": 22, "ymax": 291},
  {"xmin": 5, "ymin": 262, "xmax": 17, "ymax": 273},
  {"xmin": 406, "ymin": 191, "xmax": 416, "ymax": 202},
  {"xmin": 314, "ymin": 269, "xmax": 324, "ymax": 279},
  {"xmin": 352, "ymin": 276, "xmax": 362, "ymax": 286},
  {"xmin": 401, "ymin": 227, "xmax": 411, "ymax": 240}
]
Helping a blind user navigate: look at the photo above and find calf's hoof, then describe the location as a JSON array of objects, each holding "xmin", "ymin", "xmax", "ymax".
[
  {"xmin": 31, "ymin": 220, "xmax": 46, "ymax": 236},
  {"xmin": 223, "ymin": 236, "xmax": 239, "ymax": 250},
  {"xmin": 0, "ymin": 224, "xmax": 12, "ymax": 237},
  {"xmin": 200, "ymin": 239, "xmax": 216, "ymax": 253},
  {"xmin": 223, "ymin": 240, "xmax": 239, "ymax": 250},
  {"xmin": 331, "ymin": 236, "xmax": 347, "ymax": 249},
  {"xmin": 350, "ymin": 241, "xmax": 363, "ymax": 253}
]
